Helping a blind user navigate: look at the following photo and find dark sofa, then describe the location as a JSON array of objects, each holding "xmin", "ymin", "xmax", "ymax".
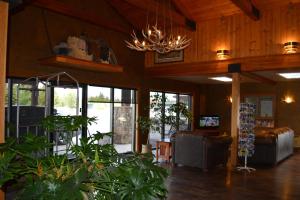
[
  {"xmin": 171, "ymin": 131, "xmax": 232, "ymax": 170},
  {"xmin": 248, "ymin": 127, "xmax": 294, "ymax": 165}
]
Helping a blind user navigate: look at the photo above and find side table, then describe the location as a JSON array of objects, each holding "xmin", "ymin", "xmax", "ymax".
[{"xmin": 156, "ymin": 140, "xmax": 172, "ymax": 162}]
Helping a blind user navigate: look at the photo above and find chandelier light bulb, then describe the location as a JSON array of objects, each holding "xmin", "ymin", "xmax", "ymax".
[
  {"xmin": 177, "ymin": 35, "xmax": 181, "ymax": 40},
  {"xmin": 142, "ymin": 41, "xmax": 146, "ymax": 46},
  {"xmin": 134, "ymin": 39, "xmax": 138, "ymax": 44},
  {"xmin": 148, "ymin": 30, "xmax": 152, "ymax": 36}
]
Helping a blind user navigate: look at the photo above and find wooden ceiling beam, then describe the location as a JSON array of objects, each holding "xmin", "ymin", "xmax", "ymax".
[
  {"xmin": 146, "ymin": 53, "xmax": 300, "ymax": 77},
  {"xmin": 32, "ymin": 0, "xmax": 130, "ymax": 34},
  {"xmin": 105, "ymin": 0, "xmax": 144, "ymax": 30},
  {"xmin": 171, "ymin": 0, "xmax": 195, "ymax": 21},
  {"xmin": 241, "ymin": 72, "xmax": 276, "ymax": 85},
  {"xmin": 124, "ymin": 0, "xmax": 196, "ymax": 31},
  {"xmin": 230, "ymin": 0, "xmax": 260, "ymax": 20}
]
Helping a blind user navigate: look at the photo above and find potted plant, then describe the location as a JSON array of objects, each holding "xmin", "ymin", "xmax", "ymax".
[
  {"xmin": 137, "ymin": 116, "xmax": 154, "ymax": 154},
  {"xmin": 0, "ymin": 115, "xmax": 169, "ymax": 199}
]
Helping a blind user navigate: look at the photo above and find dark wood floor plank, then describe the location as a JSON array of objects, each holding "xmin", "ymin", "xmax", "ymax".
[{"xmin": 166, "ymin": 151, "xmax": 300, "ymax": 200}]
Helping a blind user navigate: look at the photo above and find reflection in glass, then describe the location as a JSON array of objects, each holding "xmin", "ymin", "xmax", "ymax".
[{"xmin": 113, "ymin": 103, "xmax": 135, "ymax": 153}]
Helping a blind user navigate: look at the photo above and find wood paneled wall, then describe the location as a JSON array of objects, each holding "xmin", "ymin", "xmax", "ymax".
[
  {"xmin": 0, "ymin": 1, "xmax": 9, "ymax": 199},
  {"xmin": 145, "ymin": 3, "xmax": 300, "ymax": 67},
  {"xmin": 8, "ymin": 0, "xmax": 201, "ymax": 152},
  {"xmin": 202, "ymin": 81, "xmax": 300, "ymax": 136}
]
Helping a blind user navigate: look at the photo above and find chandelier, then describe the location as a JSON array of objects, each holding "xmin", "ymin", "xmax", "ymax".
[{"xmin": 125, "ymin": 1, "xmax": 191, "ymax": 54}]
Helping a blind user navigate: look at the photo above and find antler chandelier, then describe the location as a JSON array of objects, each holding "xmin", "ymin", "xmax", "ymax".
[{"xmin": 125, "ymin": 1, "xmax": 191, "ymax": 54}]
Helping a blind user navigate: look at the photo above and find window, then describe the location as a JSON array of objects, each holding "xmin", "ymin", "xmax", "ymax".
[
  {"xmin": 5, "ymin": 78, "xmax": 137, "ymax": 154},
  {"xmin": 53, "ymin": 87, "xmax": 83, "ymax": 155},
  {"xmin": 87, "ymin": 86, "xmax": 136, "ymax": 153},
  {"xmin": 149, "ymin": 91, "xmax": 192, "ymax": 146}
]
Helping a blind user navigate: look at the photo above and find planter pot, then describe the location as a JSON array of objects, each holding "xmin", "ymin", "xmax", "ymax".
[{"xmin": 141, "ymin": 144, "xmax": 152, "ymax": 154}]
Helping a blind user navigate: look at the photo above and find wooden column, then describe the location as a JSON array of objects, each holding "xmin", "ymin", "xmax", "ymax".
[
  {"xmin": 0, "ymin": 1, "xmax": 8, "ymax": 199},
  {"xmin": 229, "ymin": 73, "xmax": 240, "ymax": 167},
  {"xmin": 136, "ymin": 87, "xmax": 150, "ymax": 152}
]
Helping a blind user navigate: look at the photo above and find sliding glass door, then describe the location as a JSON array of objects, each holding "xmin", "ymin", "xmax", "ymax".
[
  {"xmin": 53, "ymin": 87, "xmax": 83, "ymax": 155},
  {"xmin": 87, "ymin": 86, "xmax": 136, "ymax": 153}
]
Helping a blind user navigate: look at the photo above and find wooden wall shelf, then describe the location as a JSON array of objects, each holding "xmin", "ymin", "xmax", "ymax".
[{"xmin": 39, "ymin": 55, "xmax": 123, "ymax": 73}]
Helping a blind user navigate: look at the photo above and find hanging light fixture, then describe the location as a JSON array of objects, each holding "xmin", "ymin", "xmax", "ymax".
[{"xmin": 125, "ymin": 0, "xmax": 191, "ymax": 54}]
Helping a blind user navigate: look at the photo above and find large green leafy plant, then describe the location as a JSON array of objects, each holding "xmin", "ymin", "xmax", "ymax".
[{"xmin": 0, "ymin": 116, "xmax": 168, "ymax": 199}]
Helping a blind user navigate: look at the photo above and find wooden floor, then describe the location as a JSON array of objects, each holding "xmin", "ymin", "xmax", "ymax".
[{"xmin": 166, "ymin": 151, "xmax": 300, "ymax": 200}]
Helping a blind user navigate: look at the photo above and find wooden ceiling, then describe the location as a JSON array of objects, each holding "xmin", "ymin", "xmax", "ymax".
[{"xmin": 107, "ymin": 0, "xmax": 300, "ymax": 30}]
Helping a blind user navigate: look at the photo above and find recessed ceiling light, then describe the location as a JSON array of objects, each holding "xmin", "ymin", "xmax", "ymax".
[
  {"xmin": 278, "ymin": 73, "xmax": 300, "ymax": 79},
  {"xmin": 209, "ymin": 77, "xmax": 232, "ymax": 82}
]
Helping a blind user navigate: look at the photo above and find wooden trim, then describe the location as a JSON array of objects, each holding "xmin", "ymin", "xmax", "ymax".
[
  {"xmin": 241, "ymin": 72, "xmax": 276, "ymax": 85},
  {"xmin": 146, "ymin": 53, "xmax": 300, "ymax": 77},
  {"xmin": 32, "ymin": 0, "xmax": 130, "ymax": 34},
  {"xmin": 0, "ymin": 2, "xmax": 8, "ymax": 199},
  {"xmin": 230, "ymin": 0, "xmax": 260, "ymax": 20},
  {"xmin": 39, "ymin": 56, "xmax": 124, "ymax": 73}
]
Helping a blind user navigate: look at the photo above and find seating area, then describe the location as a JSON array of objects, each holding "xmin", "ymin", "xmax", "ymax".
[
  {"xmin": 1, "ymin": 0, "xmax": 300, "ymax": 199},
  {"xmin": 249, "ymin": 127, "xmax": 294, "ymax": 165},
  {"xmin": 172, "ymin": 131, "xmax": 232, "ymax": 170}
]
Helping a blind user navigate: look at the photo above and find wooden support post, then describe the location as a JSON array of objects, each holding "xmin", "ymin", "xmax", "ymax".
[
  {"xmin": 136, "ymin": 88, "xmax": 150, "ymax": 152},
  {"xmin": 230, "ymin": 73, "xmax": 240, "ymax": 168},
  {"xmin": 0, "ymin": 1, "xmax": 9, "ymax": 199}
]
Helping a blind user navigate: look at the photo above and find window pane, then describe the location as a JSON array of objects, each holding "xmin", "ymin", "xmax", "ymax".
[
  {"xmin": 10, "ymin": 82, "xmax": 47, "ymax": 138},
  {"xmin": 12, "ymin": 84, "xmax": 32, "ymax": 106},
  {"xmin": 113, "ymin": 102, "xmax": 135, "ymax": 153},
  {"xmin": 54, "ymin": 87, "xmax": 82, "ymax": 116},
  {"xmin": 87, "ymin": 86, "xmax": 112, "ymax": 145},
  {"xmin": 88, "ymin": 86, "xmax": 111, "ymax": 102},
  {"xmin": 114, "ymin": 88, "xmax": 135, "ymax": 103},
  {"xmin": 164, "ymin": 93, "xmax": 177, "ymax": 139},
  {"xmin": 53, "ymin": 87, "xmax": 83, "ymax": 155},
  {"xmin": 149, "ymin": 92, "xmax": 162, "ymax": 146},
  {"xmin": 179, "ymin": 95, "xmax": 191, "ymax": 131}
]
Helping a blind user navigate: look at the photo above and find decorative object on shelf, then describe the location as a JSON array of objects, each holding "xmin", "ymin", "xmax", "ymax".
[
  {"xmin": 125, "ymin": 0, "xmax": 191, "ymax": 54},
  {"xmin": 217, "ymin": 49, "xmax": 230, "ymax": 59},
  {"xmin": 53, "ymin": 42, "xmax": 70, "ymax": 55},
  {"xmin": 284, "ymin": 41, "xmax": 299, "ymax": 54},
  {"xmin": 282, "ymin": 95, "xmax": 295, "ymax": 103},
  {"xmin": 154, "ymin": 50, "xmax": 184, "ymax": 63},
  {"xmin": 237, "ymin": 103, "xmax": 256, "ymax": 172},
  {"xmin": 67, "ymin": 36, "xmax": 93, "ymax": 61}
]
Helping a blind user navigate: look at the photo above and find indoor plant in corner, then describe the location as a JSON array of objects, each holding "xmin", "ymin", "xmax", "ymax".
[
  {"xmin": 0, "ymin": 115, "xmax": 168, "ymax": 199},
  {"xmin": 137, "ymin": 116, "xmax": 154, "ymax": 154}
]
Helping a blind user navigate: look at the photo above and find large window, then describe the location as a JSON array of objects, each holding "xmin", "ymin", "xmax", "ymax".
[
  {"xmin": 5, "ymin": 78, "xmax": 137, "ymax": 155},
  {"xmin": 87, "ymin": 86, "xmax": 136, "ymax": 153},
  {"xmin": 149, "ymin": 91, "xmax": 192, "ymax": 146}
]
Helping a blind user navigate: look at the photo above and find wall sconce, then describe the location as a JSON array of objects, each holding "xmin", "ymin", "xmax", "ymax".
[
  {"xmin": 217, "ymin": 49, "xmax": 230, "ymax": 59},
  {"xmin": 227, "ymin": 96, "xmax": 233, "ymax": 103},
  {"xmin": 284, "ymin": 42, "xmax": 299, "ymax": 54},
  {"xmin": 282, "ymin": 95, "xmax": 295, "ymax": 104}
]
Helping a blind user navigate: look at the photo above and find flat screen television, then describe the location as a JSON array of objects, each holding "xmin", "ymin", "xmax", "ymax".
[{"xmin": 199, "ymin": 115, "xmax": 220, "ymax": 128}]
